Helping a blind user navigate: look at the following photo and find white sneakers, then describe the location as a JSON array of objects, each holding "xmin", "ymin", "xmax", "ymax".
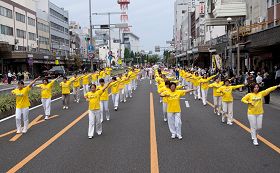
[
  {"xmin": 227, "ymin": 122, "xmax": 233, "ymax": 126},
  {"xmin": 88, "ymin": 136, "xmax": 93, "ymax": 139},
  {"xmin": 171, "ymin": 134, "xmax": 176, "ymax": 139},
  {"xmin": 16, "ymin": 129, "xmax": 22, "ymax": 134},
  {"xmin": 253, "ymin": 139, "xmax": 259, "ymax": 146},
  {"xmin": 45, "ymin": 116, "xmax": 49, "ymax": 120},
  {"xmin": 63, "ymin": 106, "xmax": 66, "ymax": 109},
  {"xmin": 171, "ymin": 134, "xmax": 183, "ymax": 140},
  {"xmin": 22, "ymin": 127, "xmax": 27, "ymax": 133},
  {"xmin": 114, "ymin": 107, "xmax": 118, "ymax": 111},
  {"xmin": 164, "ymin": 118, "xmax": 167, "ymax": 122},
  {"xmin": 177, "ymin": 135, "xmax": 183, "ymax": 140}
]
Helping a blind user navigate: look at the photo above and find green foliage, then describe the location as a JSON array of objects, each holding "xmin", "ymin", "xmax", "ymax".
[
  {"xmin": 124, "ymin": 48, "xmax": 130, "ymax": 63},
  {"xmin": 0, "ymin": 82, "xmax": 62, "ymax": 113},
  {"xmin": 148, "ymin": 54, "xmax": 160, "ymax": 64}
]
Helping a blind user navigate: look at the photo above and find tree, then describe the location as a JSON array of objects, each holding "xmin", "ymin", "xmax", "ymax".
[
  {"xmin": 130, "ymin": 51, "xmax": 135, "ymax": 63},
  {"xmin": 148, "ymin": 54, "xmax": 160, "ymax": 64},
  {"xmin": 124, "ymin": 48, "xmax": 130, "ymax": 64},
  {"xmin": 72, "ymin": 54, "xmax": 82, "ymax": 71}
]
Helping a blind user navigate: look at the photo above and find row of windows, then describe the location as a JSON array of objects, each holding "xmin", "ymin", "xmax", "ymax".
[
  {"xmin": 50, "ymin": 8, "xmax": 68, "ymax": 23},
  {"xmin": 28, "ymin": 17, "xmax": 35, "ymax": 26},
  {"xmin": 51, "ymin": 35, "xmax": 69, "ymax": 46},
  {"xmin": 39, "ymin": 36, "xmax": 49, "ymax": 45},
  {"xmin": 268, "ymin": 0, "xmax": 280, "ymax": 7},
  {"xmin": 0, "ymin": 24, "xmax": 13, "ymax": 36},
  {"xmin": 38, "ymin": 22, "xmax": 49, "ymax": 32},
  {"xmin": 16, "ymin": 29, "xmax": 26, "ymax": 38},
  {"xmin": 50, "ymin": 22, "xmax": 69, "ymax": 33},
  {"xmin": 0, "ymin": 6, "xmax": 12, "ymax": 18},
  {"xmin": 28, "ymin": 32, "xmax": 36, "ymax": 41},
  {"xmin": 16, "ymin": 12, "xmax": 25, "ymax": 23}
]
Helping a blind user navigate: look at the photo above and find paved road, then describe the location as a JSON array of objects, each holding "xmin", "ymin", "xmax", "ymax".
[{"xmin": 0, "ymin": 79, "xmax": 279, "ymax": 173}]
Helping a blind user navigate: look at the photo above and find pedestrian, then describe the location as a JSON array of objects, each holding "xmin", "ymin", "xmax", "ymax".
[
  {"xmin": 60, "ymin": 77, "xmax": 73, "ymax": 109},
  {"xmin": 8, "ymin": 71, "xmax": 12, "ymax": 84},
  {"xmin": 97, "ymin": 78, "xmax": 111, "ymax": 122},
  {"xmin": 11, "ymin": 77, "xmax": 40, "ymax": 133},
  {"xmin": 85, "ymin": 82, "xmax": 112, "ymax": 139},
  {"xmin": 199, "ymin": 73, "xmax": 217, "ymax": 106},
  {"xmin": 160, "ymin": 82, "xmax": 194, "ymax": 139},
  {"xmin": 275, "ymin": 67, "xmax": 280, "ymax": 84},
  {"xmin": 217, "ymin": 79, "xmax": 244, "ymax": 125},
  {"xmin": 82, "ymin": 72, "xmax": 91, "ymax": 96},
  {"xmin": 262, "ymin": 73, "xmax": 272, "ymax": 104},
  {"xmin": 70, "ymin": 73, "xmax": 82, "ymax": 103},
  {"xmin": 111, "ymin": 77, "xmax": 120, "ymax": 111},
  {"xmin": 36, "ymin": 76, "xmax": 60, "ymax": 120},
  {"xmin": 241, "ymin": 83, "xmax": 280, "ymax": 146},
  {"xmin": 208, "ymin": 77, "xmax": 224, "ymax": 115}
]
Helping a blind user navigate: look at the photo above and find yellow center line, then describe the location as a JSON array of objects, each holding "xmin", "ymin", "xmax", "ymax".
[
  {"xmin": 6, "ymin": 111, "xmax": 88, "ymax": 173},
  {"xmin": 206, "ymin": 101, "xmax": 280, "ymax": 154},
  {"xmin": 33, "ymin": 115, "xmax": 60, "ymax": 125},
  {"xmin": 0, "ymin": 130, "xmax": 16, "ymax": 138},
  {"xmin": 150, "ymin": 93, "xmax": 159, "ymax": 173},
  {"xmin": 9, "ymin": 115, "xmax": 43, "ymax": 142}
]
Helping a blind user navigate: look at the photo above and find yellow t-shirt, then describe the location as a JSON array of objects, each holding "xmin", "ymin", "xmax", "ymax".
[
  {"xmin": 12, "ymin": 86, "xmax": 31, "ymax": 108},
  {"xmin": 118, "ymin": 77, "xmax": 125, "ymax": 89},
  {"xmin": 99, "ymin": 71, "xmax": 105, "ymax": 78},
  {"xmin": 85, "ymin": 90, "xmax": 103, "ymax": 110},
  {"xmin": 166, "ymin": 90, "xmax": 187, "ymax": 113},
  {"xmin": 82, "ymin": 75, "xmax": 90, "ymax": 85},
  {"xmin": 208, "ymin": 82, "xmax": 224, "ymax": 97},
  {"xmin": 37, "ymin": 80, "xmax": 55, "ymax": 99},
  {"xmin": 110, "ymin": 81, "xmax": 119, "ymax": 94},
  {"xmin": 60, "ymin": 81, "xmax": 72, "ymax": 94},
  {"xmin": 91, "ymin": 73, "xmax": 98, "ymax": 82},
  {"xmin": 241, "ymin": 86, "xmax": 277, "ymax": 115},
  {"xmin": 192, "ymin": 76, "xmax": 202, "ymax": 87},
  {"xmin": 97, "ymin": 85, "xmax": 109, "ymax": 101},
  {"xmin": 217, "ymin": 85, "xmax": 244, "ymax": 102},
  {"xmin": 71, "ymin": 76, "xmax": 81, "ymax": 88},
  {"xmin": 158, "ymin": 86, "xmax": 170, "ymax": 103}
]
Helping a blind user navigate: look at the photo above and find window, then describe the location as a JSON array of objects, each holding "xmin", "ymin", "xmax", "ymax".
[
  {"xmin": 65, "ymin": 28, "xmax": 69, "ymax": 34},
  {"xmin": 28, "ymin": 17, "xmax": 35, "ymax": 26},
  {"xmin": 0, "ymin": 6, "xmax": 12, "ymax": 18},
  {"xmin": 16, "ymin": 12, "xmax": 25, "ymax": 23},
  {"xmin": 50, "ymin": 8, "xmax": 68, "ymax": 23},
  {"xmin": 39, "ymin": 36, "xmax": 49, "ymax": 45},
  {"xmin": 16, "ymin": 29, "xmax": 26, "ymax": 38},
  {"xmin": 28, "ymin": 32, "xmax": 36, "ymax": 41},
  {"xmin": 50, "ymin": 22, "xmax": 64, "ymax": 32},
  {"xmin": 38, "ymin": 22, "xmax": 49, "ymax": 32},
  {"xmin": 0, "ymin": 24, "xmax": 13, "ymax": 36}
]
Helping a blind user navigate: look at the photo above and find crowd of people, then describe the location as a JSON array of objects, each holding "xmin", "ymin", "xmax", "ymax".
[
  {"xmin": 11, "ymin": 67, "xmax": 141, "ymax": 139},
  {"xmin": 155, "ymin": 67, "xmax": 280, "ymax": 146}
]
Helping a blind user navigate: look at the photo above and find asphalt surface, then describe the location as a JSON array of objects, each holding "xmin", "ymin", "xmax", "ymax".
[{"xmin": 0, "ymin": 79, "xmax": 279, "ymax": 173}]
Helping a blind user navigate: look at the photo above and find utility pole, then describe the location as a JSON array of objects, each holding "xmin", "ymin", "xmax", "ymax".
[{"xmin": 89, "ymin": 0, "xmax": 93, "ymax": 71}]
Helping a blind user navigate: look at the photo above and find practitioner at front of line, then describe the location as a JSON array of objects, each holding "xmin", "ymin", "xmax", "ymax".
[
  {"xmin": 36, "ymin": 76, "xmax": 60, "ymax": 120},
  {"xmin": 241, "ymin": 83, "xmax": 280, "ymax": 146},
  {"xmin": 60, "ymin": 77, "xmax": 74, "ymax": 109},
  {"xmin": 217, "ymin": 80, "xmax": 244, "ymax": 125},
  {"xmin": 160, "ymin": 82, "xmax": 194, "ymax": 140},
  {"xmin": 11, "ymin": 77, "xmax": 40, "ymax": 133},
  {"xmin": 85, "ymin": 82, "xmax": 112, "ymax": 139}
]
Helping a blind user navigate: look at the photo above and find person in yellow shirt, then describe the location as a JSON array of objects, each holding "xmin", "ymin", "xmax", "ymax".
[
  {"xmin": 11, "ymin": 77, "xmax": 40, "ymax": 133},
  {"xmin": 124, "ymin": 73, "xmax": 132, "ymax": 99},
  {"xmin": 81, "ymin": 72, "xmax": 91, "ymax": 96},
  {"xmin": 191, "ymin": 72, "xmax": 202, "ymax": 100},
  {"xmin": 217, "ymin": 80, "xmax": 244, "ymax": 125},
  {"xmin": 91, "ymin": 72, "xmax": 98, "ymax": 85},
  {"xmin": 111, "ymin": 77, "xmax": 120, "ymax": 111},
  {"xmin": 97, "ymin": 78, "xmax": 111, "ymax": 122},
  {"xmin": 241, "ymin": 83, "xmax": 280, "ymax": 146},
  {"xmin": 199, "ymin": 74, "xmax": 217, "ymax": 106},
  {"xmin": 85, "ymin": 82, "xmax": 112, "ymax": 139},
  {"xmin": 208, "ymin": 77, "xmax": 224, "ymax": 115},
  {"xmin": 160, "ymin": 82, "xmax": 194, "ymax": 139},
  {"xmin": 60, "ymin": 77, "xmax": 73, "ymax": 110},
  {"xmin": 158, "ymin": 81, "xmax": 171, "ymax": 122},
  {"xmin": 118, "ymin": 74, "xmax": 126, "ymax": 103},
  {"xmin": 70, "ymin": 73, "xmax": 82, "ymax": 103},
  {"xmin": 36, "ymin": 76, "xmax": 60, "ymax": 120}
]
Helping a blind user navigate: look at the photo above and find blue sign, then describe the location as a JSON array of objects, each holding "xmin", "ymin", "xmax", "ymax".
[{"xmin": 88, "ymin": 45, "xmax": 94, "ymax": 52}]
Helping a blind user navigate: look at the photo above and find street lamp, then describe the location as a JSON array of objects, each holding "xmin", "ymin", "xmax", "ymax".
[{"xmin": 226, "ymin": 17, "xmax": 233, "ymax": 71}]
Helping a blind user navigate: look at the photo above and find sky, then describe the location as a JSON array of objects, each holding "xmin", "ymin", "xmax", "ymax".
[{"xmin": 52, "ymin": 0, "xmax": 175, "ymax": 52}]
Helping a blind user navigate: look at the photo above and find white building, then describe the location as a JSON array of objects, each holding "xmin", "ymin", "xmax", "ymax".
[{"xmin": 122, "ymin": 32, "xmax": 140, "ymax": 53}]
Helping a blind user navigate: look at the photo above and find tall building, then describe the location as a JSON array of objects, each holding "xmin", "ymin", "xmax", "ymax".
[{"xmin": 122, "ymin": 32, "xmax": 140, "ymax": 53}]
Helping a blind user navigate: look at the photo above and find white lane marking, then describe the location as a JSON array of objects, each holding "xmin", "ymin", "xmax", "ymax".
[
  {"xmin": 0, "ymin": 88, "xmax": 83, "ymax": 123},
  {"xmin": 185, "ymin": 101, "xmax": 190, "ymax": 108},
  {"xmin": 150, "ymin": 80, "xmax": 152, "ymax": 85}
]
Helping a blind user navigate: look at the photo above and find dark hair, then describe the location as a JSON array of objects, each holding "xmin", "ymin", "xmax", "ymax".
[
  {"xmin": 18, "ymin": 81, "xmax": 24, "ymax": 85},
  {"xmin": 99, "ymin": 78, "xmax": 105, "ymax": 83},
  {"xmin": 112, "ymin": 77, "xmax": 117, "ymax": 81},
  {"xmin": 43, "ymin": 78, "xmax": 49, "ymax": 83},
  {"xmin": 250, "ymin": 83, "xmax": 259, "ymax": 92},
  {"xmin": 169, "ymin": 82, "xmax": 177, "ymax": 88},
  {"xmin": 165, "ymin": 80, "xmax": 170, "ymax": 86},
  {"xmin": 63, "ymin": 77, "xmax": 67, "ymax": 80},
  {"xmin": 90, "ymin": 84, "xmax": 96, "ymax": 89},
  {"xmin": 224, "ymin": 79, "xmax": 230, "ymax": 83}
]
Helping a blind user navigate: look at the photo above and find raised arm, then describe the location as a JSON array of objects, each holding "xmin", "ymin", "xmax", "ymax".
[
  {"xmin": 28, "ymin": 76, "xmax": 41, "ymax": 88},
  {"xmin": 231, "ymin": 84, "xmax": 244, "ymax": 90},
  {"xmin": 259, "ymin": 85, "xmax": 280, "ymax": 97}
]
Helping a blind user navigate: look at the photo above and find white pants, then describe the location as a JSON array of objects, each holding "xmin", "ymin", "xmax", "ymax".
[
  {"xmin": 15, "ymin": 108, "xmax": 29, "ymax": 132},
  {"xmin": 41, "ymin": 98, "xmax": 51, "ymax": 116},
  {"xmin": 248, "ymin": 114, "xmax": 263, "ymax": 140},
  {"xmin": 119, "ymin": 88, "xmax": 126, "ymax": 102},
  {"xmin": 73, "ymin": 87, "xmax": 80, "ymax": 101},
  {"xmin": 92, "ymin": 81, "xmax": 98, "ymax": 85},
  {"xmin": 83, "ymin": 84, "xmax": 89, "ymax": 96},
  {"xmin": 125, "ymin": 84, "xmax": 132, "ymax": 98},
  {"xmin": 88, "ymin": 110, "xmax": 102, "ymax": 137},
  {"xmin": 222, "ymin": 102, "xmax": 233, "ymax": 123},
  {"xmin": 167, "ymin": 113, "xmax": 182, "ymax": 137},
  {"xmin": 132, "ymin": 79, "xmax": 137, "ymax": 90},
  {"xmin": 100, "ymin": 100, "xmax": 109, "ymax": 121},
  {"xmin": 162, "ymin": 102, "xmax": 167, "ymax": 121},
  {"xmin": 213, "ymin": 96, "xmax": 222, "ymax": 114},
  {"xmin": 201, "ymin": 89, "xmax": 208, "ymax": 105},
  {"xmin": 112, "ymin": 93, "xmax": 119, "ymax": 108},
  {"xmin": 193, "ymin": 86, "xmax": 201, "ymax": 99}
]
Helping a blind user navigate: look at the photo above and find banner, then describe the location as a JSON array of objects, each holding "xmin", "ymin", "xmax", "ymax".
[
  {"xmin": 212, "ymin": 55, "xmax": 216, "ymax": 70},
  {"xmin": 214, "ymin": 55, "xmax": 222, "ymax": 70}
]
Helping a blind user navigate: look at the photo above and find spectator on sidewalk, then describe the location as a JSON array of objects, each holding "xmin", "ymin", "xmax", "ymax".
[
  {"xmin": 7, "ymin": 71, "xmax": 12, "ymax": 84},
  {"xmin": 275, "ymin": 67, "xmax": 280, "ymax": 85},
  {"xmin": 263, "ymin": 73, "xmax": 273, "ymax": 104}
]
